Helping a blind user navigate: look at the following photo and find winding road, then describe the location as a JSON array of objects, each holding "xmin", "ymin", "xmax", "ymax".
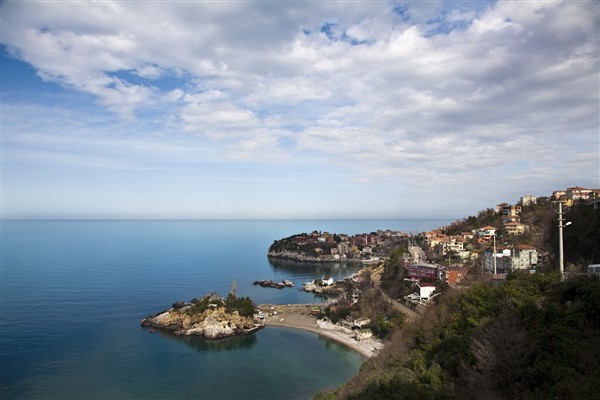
[{"xmin": 371, "ymin": 266, "xmax": 419, "ymax": 322}]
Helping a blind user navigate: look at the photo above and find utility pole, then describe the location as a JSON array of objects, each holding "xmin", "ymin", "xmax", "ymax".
[
  {"xmin": 557, "ymin": 202, "xmax": 571, "ymax": 281},
  {"xmin": 493, "ymin": 233, "xmax": 497, "ymax": 275}
]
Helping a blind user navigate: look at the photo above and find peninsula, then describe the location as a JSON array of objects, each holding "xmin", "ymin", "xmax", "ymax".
[
  {"xmin": 268, "ymin": 230, "xmax": 409, "ymax": 263},
  {"xmin": 141, "ymin": 294, "xmax": 263, "ymax": 339}
]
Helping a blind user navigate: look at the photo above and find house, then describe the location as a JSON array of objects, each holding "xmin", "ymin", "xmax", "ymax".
[
  {"xmin": 461, "ymin": 232, "xmax": 474, "ymax": 240},
  {"xmin": 553, "ymin": 187, "xmax": 600, "ymax": 202},
  {"xmin": 475, "ymin": 226, "xmax": 497, "ymax": 241},
  {"xmin": 502, "ymin": 214, "xmax": 520, "ymax": 224},
  {"xmin": 354, "ymin": 318, "xmax": 371, "ymax": 328},
  {"xmin": 552, "ymin": 190, "xmax": 567, "ymax": 200},
  {"xmin": 434, "ymin": 236, "xmax": 466, "ymax": 256},
  {"xmin": 417, "ymin": 283, "xmax": 437, "ymax": 300},
  {"xmin": 504, "ymin": 222, "xmax": 527, "ymax": 235},
  {"xmin": 322, "ymin": 277, "xmax": 334, "ymax": 286},
  {"xmin": 330, "ymin": 247, "xmax": 339, "ymax": 257},
  {"xmin": 350, "ymin": 289, "xmax": 362, "ymax": 304},
  {"xmin": 445, "ymin": 267, "xmax": 466, "ymax": 285},
  {"xmin": 566, "ymin": 187, "xmax": 600, "ymax": 201}
]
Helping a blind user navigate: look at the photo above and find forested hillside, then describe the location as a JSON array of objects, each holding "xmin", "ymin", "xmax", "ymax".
[{"xmin": 318, "ymin": 273, "xmax": 600, "ymax": 400}]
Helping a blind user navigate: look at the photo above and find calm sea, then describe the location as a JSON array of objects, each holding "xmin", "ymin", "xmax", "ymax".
[{"xmin": 0, "ymin": 219, "xmax": 448, "ymax": 399}]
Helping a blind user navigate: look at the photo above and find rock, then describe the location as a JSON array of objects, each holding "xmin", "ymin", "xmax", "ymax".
[
  {"xmin": 172, "ymin": 301, "xmax": 187, "ymax": 309},
  {"xmin": 141, "ymin": 303, "xmax": 262, "ymax": 339},
  {"xmin": 254, "ymin": 279, "xmax": 294, "ymax": 289}
]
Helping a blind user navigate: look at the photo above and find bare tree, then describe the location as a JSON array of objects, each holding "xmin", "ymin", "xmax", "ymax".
[{"xmin": 462, "ymin": 314, "xmax": 532, "ymax": 400}]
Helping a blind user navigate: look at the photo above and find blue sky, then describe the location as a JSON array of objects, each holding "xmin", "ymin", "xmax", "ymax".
[{"xmin": 1, "ymin": 0, "xmax": 598, "ymax": 220}]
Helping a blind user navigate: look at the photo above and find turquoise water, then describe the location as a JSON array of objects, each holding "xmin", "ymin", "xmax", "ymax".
[{"xmin": 0, "ymin": 220, "xmax": 448, "ymax": 399}]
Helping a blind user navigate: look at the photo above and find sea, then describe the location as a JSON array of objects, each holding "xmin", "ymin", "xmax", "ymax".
[{"xmin": 0, "ymin": 219, "xmax": 449, "ymax": 400}]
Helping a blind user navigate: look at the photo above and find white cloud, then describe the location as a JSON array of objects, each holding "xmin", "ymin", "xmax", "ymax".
[{"xmin": 1, "ymin": 0, "xmax": 598, "ymax": 218}]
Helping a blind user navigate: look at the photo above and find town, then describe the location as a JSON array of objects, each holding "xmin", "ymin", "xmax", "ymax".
[{"xmin": 269, "ymin": 186, "xmax": 600, "ymax": 322}]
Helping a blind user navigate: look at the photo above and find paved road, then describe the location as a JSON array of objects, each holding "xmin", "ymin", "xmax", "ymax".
[
  {"xmin": 371, "ymin": 266, "xmax": 419, "ymax": 322},
  {"xmin": 409, "ymin": 245, "xmax": 426, "ymax": 263}
]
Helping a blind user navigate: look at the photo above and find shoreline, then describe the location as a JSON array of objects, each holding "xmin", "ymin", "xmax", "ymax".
[{"xmin": 260, "ymin": 304, "xmax": 383, "ymax": 359}]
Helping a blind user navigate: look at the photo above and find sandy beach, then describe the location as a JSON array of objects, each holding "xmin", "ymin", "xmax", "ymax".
[{"xmin": 259, "ymin": 304, "xmax": 384, "ymax": 359}]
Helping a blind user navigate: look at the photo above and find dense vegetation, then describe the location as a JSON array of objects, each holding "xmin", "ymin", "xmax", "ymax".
[
  {"xmin": 318, "ymin": 273, "xmax": 600, "ymax": 400},
  {"xmin": 185, "ymin": 294, "xmax": 256, "ymax": 317}
]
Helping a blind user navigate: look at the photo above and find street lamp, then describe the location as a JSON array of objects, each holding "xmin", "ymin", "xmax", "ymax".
[{"xmin": 558, "ymin": 202, "xmax": 572, "ymax": 281}]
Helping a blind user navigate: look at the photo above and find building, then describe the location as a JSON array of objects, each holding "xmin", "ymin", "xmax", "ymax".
[
  {"xmin": 484, "ymin": 245, "xmax": 538, "ymax": 272},
  {"xmin": 475, "ymin": 226, "xmax": 497, "ymax": 242},
  {"xmin": 444, "ymin": 267, "xmax": 466, "ymax": 285},
  {"xmin": 553, "ymin": 187, "xmax": 600, "ymax": 202},
  {"xmin": 512, "ymin": 245, "xmax": 538, "ymax": 271},
  {"xmin": 417, "ymin": 283, "xmax": 437, "ymax": 300},
  {"xmin": 408, "ymin": 263, "xmax": 439, "ymax": 281},
  {"xmin": 504, "ymin": 222, "xmax": 527, "ymax": 235},
  {"xmin": 520, "ymin": 194, "xmax": 537, "ymax": 206},
  {"xmin": 566, "ymin": 187, "xmax": 600, "ymax": 201},
  {"xmin": 350, "ymin": 289, "xmax": 362, "ymax": 304},
  {"xmin": 485, "ymin": 249, "xmax": 511, "ymax": 274},
  {"xmin": 322, "ymin": 277, "xmax": 334, "ymax": 286},
  {"xmin": 498, "ymin": 204, "xmax": 522, "ymax": 217},
  {"xmin": 434, "ymin": 236, "xmax": 465, "ymax": 256}
]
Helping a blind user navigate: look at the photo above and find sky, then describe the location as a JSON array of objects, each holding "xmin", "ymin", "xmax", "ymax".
[{"xmin": 1, "ymin": 0, "xmax": 598, "ymax": 220}]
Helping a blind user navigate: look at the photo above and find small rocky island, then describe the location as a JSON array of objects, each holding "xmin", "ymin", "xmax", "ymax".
[{"xmin": 141, "ymin": 294, "xmax": 263, "ymax": 339}]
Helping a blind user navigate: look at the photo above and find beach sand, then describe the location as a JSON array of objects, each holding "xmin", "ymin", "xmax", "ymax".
[{"xmin": 259, "ymin": 304, "xmax": 384, "ymax": 359}]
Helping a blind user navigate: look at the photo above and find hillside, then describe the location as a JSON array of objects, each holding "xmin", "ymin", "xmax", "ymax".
[
  {"xmin": 315, "ymin": 198, "xmax": 600, "ymax": 400},
  {"xmin": 318, "ymin": 272, "xmax": 600, "ymax": 400}
]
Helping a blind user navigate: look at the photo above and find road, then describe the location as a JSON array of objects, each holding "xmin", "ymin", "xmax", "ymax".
[
  {"xmin": 371, "ymin": 266, "xmax": 419, "ymax": 322},
  {"xmin": 409, "ymin": 245, "xmax": 426, "ymax": 263}
]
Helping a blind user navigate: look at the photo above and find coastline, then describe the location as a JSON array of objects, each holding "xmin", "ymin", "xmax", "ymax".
[{"xmin": 260, "ymin": 304, "xmax": 383, "ymax": 359}]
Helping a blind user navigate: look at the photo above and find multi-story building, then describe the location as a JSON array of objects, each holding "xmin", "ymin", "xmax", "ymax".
[
  {"xmin": 520, "ymin": 194, "xmax": 537, "ymax": 206},
  {"xmin": 434, "ymin": 236, "xmax": 466, "ymax": 256},
  {"xmin": 566, "ymin": 187, "xmax": 600, "ymax": 201},
  {"xmin": 475, "ymin": 226, "xmax": 497, "ymax": 242},
  {"xmin": 407, "ymin": 263, "xmax": 439, "ymax": 281},
  {"xmin": 484, "ymin": 245, "xmax": 539, "ymax": 272},
  {"xmin": 553, "ymin": 187, "xmax": 600, "ymax": 202},
  {"xmin": 504, "ymin": 222, "xmax": 527, "ymax": 235},
  {"xmin": 512, "ymin": 245, "xmax": 538, "ymax": 271}
]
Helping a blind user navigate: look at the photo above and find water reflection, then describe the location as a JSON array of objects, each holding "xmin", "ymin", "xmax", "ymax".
[
  {"xmin": 267, "ymin": 257, "xmax": 363, "ymax": 278},
  {"xmin": 143, "ymin": 327, "xmax": 258, "ymax": 352}
]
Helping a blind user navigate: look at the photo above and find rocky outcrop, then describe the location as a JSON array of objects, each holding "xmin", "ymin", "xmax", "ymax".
[
  {"xmin": 302, "ymin": 281, "xmax": 345, "ymax": 296},
  {"xmin": 253, "ymin": 279, "xmax": 294, "ymax": 289},
  {"xmin": 141, "ymin": 304, "xmax": 262, "ymax": 339}
]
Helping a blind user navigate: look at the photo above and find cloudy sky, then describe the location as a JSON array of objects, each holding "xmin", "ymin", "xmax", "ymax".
[{"xmin": 1, "ymin": 0, "xmax": 598, "ymax": 220}]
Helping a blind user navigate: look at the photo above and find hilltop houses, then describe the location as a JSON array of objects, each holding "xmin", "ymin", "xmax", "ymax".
[{"xmin": 553, "ymin": 186, "xmax": 600, "ymax": 203}]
